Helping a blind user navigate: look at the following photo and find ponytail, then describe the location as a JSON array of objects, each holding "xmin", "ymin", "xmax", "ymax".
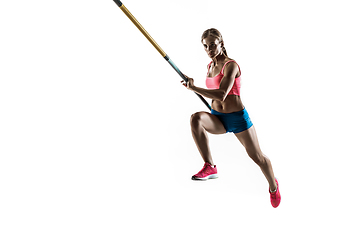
[{"xmin": 222, "ymin": 46, "xmax": 228, "ymax": 57}]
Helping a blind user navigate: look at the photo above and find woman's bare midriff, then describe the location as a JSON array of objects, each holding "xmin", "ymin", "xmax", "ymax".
[{"xmin": 211, "ymin": 95, "xmax": 244, "ymax": 113}]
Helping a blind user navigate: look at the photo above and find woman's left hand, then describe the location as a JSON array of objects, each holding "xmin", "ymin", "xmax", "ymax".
[{"xmin": 181, "ymin": 74, "xmax": 195, "ymax": 90}]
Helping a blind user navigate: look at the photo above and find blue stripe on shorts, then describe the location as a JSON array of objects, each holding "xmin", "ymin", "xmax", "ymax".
[{"xmin": 211, "ymin": 108, "xmax": 253, "ymax": 134}]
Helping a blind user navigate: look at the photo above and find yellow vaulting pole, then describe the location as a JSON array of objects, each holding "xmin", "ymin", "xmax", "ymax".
[
  {"xmin": 113, "ymin": 0, "xmax": 211, "ymax": 110},
  {"xmin": 118, "ymin": 4, "xmax": 166, "ymax": 58}
]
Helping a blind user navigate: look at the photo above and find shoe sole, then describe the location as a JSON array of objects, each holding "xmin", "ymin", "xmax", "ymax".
[{"xmin": 192, "ymin": 174, "xmax": 218, "ymax": 181}]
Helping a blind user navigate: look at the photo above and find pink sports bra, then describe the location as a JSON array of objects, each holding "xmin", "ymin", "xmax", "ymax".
[{"xmin": 205, "ymin": 60, "xmax": 241, "ymax": 96}]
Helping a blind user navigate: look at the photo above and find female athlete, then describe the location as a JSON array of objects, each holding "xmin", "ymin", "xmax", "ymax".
[{"xmin": 181, "ymin": 28, "xmax": 281, "ymax": 208}]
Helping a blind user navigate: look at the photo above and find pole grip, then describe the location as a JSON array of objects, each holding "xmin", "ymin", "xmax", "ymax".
[{"xmin": 165, "ymin": 56, "xmax": 187, "ymax": 82}]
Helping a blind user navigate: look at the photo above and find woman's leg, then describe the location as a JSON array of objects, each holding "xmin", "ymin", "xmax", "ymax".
[
  {"xmin": 190, "ymin": 112, "xmax": 227, "ymax": 166},
  {"xmin": 234, "ymin": 126, "xmax": 277, "ymax": 191}
]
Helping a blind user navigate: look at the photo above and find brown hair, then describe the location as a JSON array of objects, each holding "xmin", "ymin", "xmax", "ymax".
[{"xmin": 201, "ymin": 28, "xmax": 228, "ymax": 56}]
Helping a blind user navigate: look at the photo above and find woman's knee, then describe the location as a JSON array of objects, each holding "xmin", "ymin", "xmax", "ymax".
[
  {"xmin": 190, "ymin": 112, "xmax": 206, "ymax": 129},
  {"xmin": 247, "ymin": 151, "xmax": 266, "ymax": 166}
]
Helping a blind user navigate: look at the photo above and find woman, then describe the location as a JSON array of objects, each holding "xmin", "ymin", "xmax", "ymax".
[{"xmin": 181, "ymin": 28, "xmax": 281, "ymax": 208}]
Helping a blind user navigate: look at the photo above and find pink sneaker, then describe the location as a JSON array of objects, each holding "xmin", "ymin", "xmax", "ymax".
[
  {"xmin": 270, "ymin": 178, "xmax": 281, "ymax": 208},
  {"xmin": 192, "ymin": 162, "xmax": 218, "ymax": 180}
]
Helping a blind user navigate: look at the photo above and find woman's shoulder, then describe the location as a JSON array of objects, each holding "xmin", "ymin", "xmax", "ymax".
[
  {"xmin": 223, "ymin": 58, "xmax": 240, "ymax": 68},
  {"xmin": 222, "ymin": 58, "xmax": 241, "ymax": 76},
  {"xmin": 225, "ymin": 57, "xmax": 237, "ymax": 63},
  {"xmin": 208, "ymin": 58, "xmax": 237, "ymax": 66}
]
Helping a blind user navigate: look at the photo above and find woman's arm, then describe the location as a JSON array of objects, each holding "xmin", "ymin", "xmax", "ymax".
[
  {"xmin": 182, "ymin": 62, "xmax": 239, "ymax": 101},
  {"xmin": 190, "ymin": 86, "xmax": 225, "ymax": 101}
]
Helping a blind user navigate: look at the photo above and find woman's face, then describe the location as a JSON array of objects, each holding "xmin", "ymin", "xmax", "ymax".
[{"xmin": 202, "ymin": 36, "xmax": 223, "ymax": 59}]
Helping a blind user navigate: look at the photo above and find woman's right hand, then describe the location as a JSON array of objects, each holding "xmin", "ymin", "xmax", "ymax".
[{"xmin": 181, "ymin": 75, "xmax": 194, "ymax": 90}]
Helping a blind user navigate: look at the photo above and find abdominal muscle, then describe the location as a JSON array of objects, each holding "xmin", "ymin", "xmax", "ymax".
[{"xmin": 211, "ymin": 95, "xmax": 244, "ymax": 113}]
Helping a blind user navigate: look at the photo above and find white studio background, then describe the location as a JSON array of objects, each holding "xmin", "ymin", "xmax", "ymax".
[{"xmin": 1, "ymin": 0, "xmax": 359, "ymax": 239}]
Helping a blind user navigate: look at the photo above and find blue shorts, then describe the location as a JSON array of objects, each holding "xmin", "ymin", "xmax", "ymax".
[{"xmin": 211, "ymin": 108, "xmax": 253, "ymax": 134}]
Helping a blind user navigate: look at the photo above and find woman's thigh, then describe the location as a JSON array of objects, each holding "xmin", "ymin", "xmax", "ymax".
[{"xmin": 191, "ymin": 111, "xmax": 227, "ymax": 135}]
